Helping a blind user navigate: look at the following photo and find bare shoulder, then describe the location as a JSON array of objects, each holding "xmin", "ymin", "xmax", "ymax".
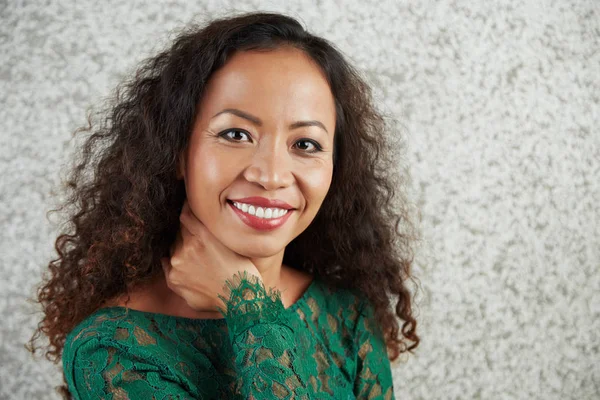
[{"xmin": 101, "ymin": 274, "xmax": 169, "ymax": 312}]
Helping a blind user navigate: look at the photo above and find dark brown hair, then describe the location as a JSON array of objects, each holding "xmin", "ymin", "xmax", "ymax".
[{"xmin": 28, "ymin": 11, "xmax": 421, "ymax": 398}]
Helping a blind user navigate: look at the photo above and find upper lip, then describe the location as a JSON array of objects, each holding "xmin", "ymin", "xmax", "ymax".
[{"xmin": 229, "ymin": 196, "xmax": 295, "ymax": 210}]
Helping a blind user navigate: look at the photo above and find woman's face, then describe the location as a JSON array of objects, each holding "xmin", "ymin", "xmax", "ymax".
[{"xmin": 179, "ymin": 47, "xmax": 336, "ymax": 258}]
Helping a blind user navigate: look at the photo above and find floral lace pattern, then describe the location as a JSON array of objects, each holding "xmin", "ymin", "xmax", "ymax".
[{"xmin": 63, "ymin": 271, "xmax": 395, "ymax": 399}]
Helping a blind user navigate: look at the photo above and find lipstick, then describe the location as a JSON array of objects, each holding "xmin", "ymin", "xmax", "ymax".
[{"xmin": 228, "ymin": 201, "xmax": 294, "ymax": 231}]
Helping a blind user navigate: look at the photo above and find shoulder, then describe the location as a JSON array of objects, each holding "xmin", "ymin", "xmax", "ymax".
[
  {"xmin": 62, "ymin": 306, "xmax": 191, "ymax": 373},
  {"xmin": 305, "ymin": 277, "xmax": 369, "ymax": 330},
  {"xmin": 64, "ymin": 308, "xmax": 128, "ymax": 347},
  {"xmin": 311, "ymin": 281, "xmax": 387, "ymax": 359},
  {"xmin": 63, "ymin": 308, "xmax": 202, "ymax": 386},
  {"xmin": 62, "ymin": 308, "xmax": 220, "ymax": 399},
  {"xmin": 63, "ymin": 308, "xmax": 142, "ymax": 391},
  {"xmin": 63, "ymin": 308, "xmax": 150, "ymax": 363}
]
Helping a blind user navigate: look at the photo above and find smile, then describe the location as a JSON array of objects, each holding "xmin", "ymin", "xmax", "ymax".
[
  {"xmin": 228, "ymin": 200, "xmax": 293, "ymax": 231},
  {"xmin": 231, "ymin": 201, "xmax": 289, "ymax": 219}
]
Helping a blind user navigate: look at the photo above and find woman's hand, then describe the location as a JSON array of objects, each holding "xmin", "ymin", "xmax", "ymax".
[{"xmin": 161, "ymin": 199, "xmax": 262, "ymax": 313}]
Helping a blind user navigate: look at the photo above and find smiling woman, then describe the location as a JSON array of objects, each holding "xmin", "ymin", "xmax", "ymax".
[
  {"xmin": 28, "ymin": 11, "xmax": 421, "ymax": 400},
  {"xmin": 182, "ymin": 47, "xmax": 336, "ymax": 261}
]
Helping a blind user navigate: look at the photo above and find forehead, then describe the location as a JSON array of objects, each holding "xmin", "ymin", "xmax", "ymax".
[{"xmin": 197, "ymin": 47, "xmax": 336, "ymax": 131}]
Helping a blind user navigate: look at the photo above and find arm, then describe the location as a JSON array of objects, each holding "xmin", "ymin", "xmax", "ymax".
[
  {"xmin": 161, "ymin": 201, "xmax": 320, "ymax": 397},
  {"xmin": 216, "ymin": 270, "xmax": 315, "ymax": 399},
  {"xmin": 353, "ymin": 298, "xmax": 396, "ymax": 400}
]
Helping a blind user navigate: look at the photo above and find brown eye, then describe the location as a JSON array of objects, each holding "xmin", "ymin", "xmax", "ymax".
[
  {"xmin": 219, "ymin": 129, "xmax": 252, "ymax": 142},
  {"xmin": 294, "ymin": 139, "xmax": 322, "ymax": 153}
]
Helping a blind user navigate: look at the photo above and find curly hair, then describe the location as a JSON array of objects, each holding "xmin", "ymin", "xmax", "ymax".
[{"xmin": 28, "ymin": 11, "xmax": 421, "ymax": 398}]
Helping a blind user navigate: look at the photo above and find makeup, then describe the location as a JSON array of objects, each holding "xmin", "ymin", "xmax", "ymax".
[{"xmin": 228, "ymin": 201, "xmax": 294, "ymax": 231}]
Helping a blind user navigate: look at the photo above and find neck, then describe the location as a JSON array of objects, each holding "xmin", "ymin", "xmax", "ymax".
[{"xmin": 249, "ymin": 249, "xmax": 285, "ymax": 291}]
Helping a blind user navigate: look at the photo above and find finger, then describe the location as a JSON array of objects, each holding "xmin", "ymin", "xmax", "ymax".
[{"xmin": 161, "ymin": 258, "xmax": 176, "ymax": 293}]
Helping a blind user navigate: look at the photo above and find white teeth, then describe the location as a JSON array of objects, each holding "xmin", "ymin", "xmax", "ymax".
[{"xmin": 232, "ymin": 202, "xmax": 289, "ymax": 219}]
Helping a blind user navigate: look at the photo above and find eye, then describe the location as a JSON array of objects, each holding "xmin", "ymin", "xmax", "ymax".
[
  {"xmin": 294, "ymin": 139, "xmax": 323, "ymax": 153},
  {"xmin": 219, "ymin": 129, "xmax": 252, "ymax": 142}
]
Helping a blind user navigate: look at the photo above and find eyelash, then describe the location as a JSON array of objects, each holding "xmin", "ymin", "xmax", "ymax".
[{"xmin": 218, "ymin": 129, "xmax": 323, "ymax": 153}]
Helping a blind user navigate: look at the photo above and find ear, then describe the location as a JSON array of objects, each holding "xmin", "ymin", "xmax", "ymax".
[{"xmin": 176, "ymin": 151, "xmax": 186, "ymax": 180}]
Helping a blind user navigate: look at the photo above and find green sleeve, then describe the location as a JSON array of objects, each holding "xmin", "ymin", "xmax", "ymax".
[
  {"xmin": 67, "ymin": 337, "xmax": 196, "ymax": 399},
  {"xmin": 216, "ymin": 270, "xmax": 317, "ymax": 399},
  {"xmin": 353, "ymin": 298, "xmax": 396, "ymax": 400}
]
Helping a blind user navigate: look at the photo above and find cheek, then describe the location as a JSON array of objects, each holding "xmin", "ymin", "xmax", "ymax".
[
  {"xmin": 301, "ymin": 164, "xmax": 333, "ymax": 209},
  {"xmin": 185, "ymin": 147, "xmax": 237, "ymax": 208}
]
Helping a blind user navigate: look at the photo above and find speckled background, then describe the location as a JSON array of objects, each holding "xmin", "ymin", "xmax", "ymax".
[{"xmin": 1, "ymin": 0, "xmax": 598, "ymax": 399}]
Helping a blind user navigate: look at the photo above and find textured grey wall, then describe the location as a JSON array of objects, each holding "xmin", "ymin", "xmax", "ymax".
[{"xmin": 1, "ymin": 0, "xmax": 598, "ymax": 399}]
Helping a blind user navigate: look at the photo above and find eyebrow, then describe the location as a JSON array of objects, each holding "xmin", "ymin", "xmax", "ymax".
[{"xmin": 212, "ymin": 108, "xmax": 329, "ymax": 135}]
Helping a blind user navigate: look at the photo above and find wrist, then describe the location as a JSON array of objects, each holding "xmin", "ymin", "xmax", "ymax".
[{"xmin": 215, "ymin": 270, "xmax": 279, "ymax": 315}]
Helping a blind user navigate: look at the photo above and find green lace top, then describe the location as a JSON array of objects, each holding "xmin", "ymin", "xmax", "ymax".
[{"xmin": 63, "ymin": 271, "xmax": 395, "ymax": 399}]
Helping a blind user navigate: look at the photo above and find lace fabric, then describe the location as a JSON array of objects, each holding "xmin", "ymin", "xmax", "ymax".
[{"xmin": 63, "ymin": 271, "xmax": 395, "ymax": 399}]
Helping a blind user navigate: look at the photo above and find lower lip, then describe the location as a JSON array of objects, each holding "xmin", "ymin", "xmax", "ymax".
[{"xmin": 228, "ymin": 202, "xmax": 294, "ymax": 231}]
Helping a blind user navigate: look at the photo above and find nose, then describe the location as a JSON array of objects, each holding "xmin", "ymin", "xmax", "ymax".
[{"xmin": 243, "ymin": 138, "xmax": 294, "ymax": 191}]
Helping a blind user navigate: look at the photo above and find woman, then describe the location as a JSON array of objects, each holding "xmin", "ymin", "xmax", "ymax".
[{"xmin": 29, "ymin": 11, "xmax": 420, "ymax": 399}]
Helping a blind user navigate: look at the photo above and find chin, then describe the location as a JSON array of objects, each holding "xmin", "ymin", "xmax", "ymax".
[{"xmin": 227, "ymin": 240, "xmax": 286, "ymax": 259}]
